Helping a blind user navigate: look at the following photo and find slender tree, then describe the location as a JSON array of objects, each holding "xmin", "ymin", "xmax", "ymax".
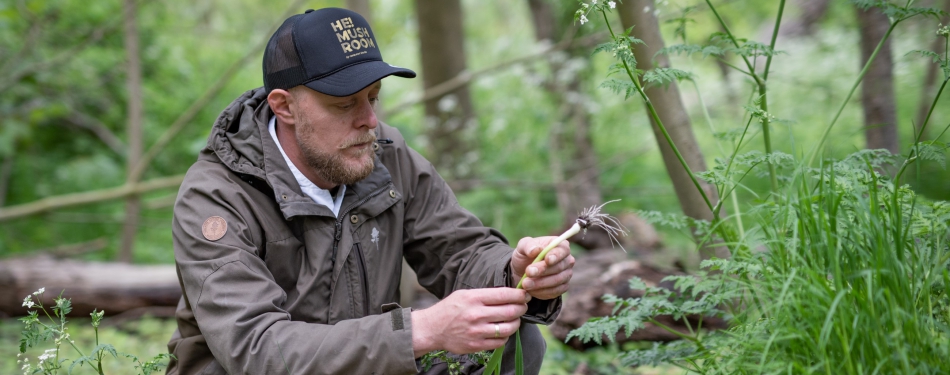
[
  {"xmin": 856, "ymin": 5, "xmax": 899, "ymax": 153},
  {"xmin": 526, "ymin": 0, "xmax": 603, "ymax": 223},
  {"xmin": 119, "ymin": 0, "xmax": 144, "ymax": 263},
  {"xmin": 781, "ymin": 0, "xmax": 832, "ymax": 37},
  {"xmin": 345, "ymin": 0, "xmax": 372, "ymax": 24},
  {"xmin": 413, "ymin": 0, "xmax": 477, "ymax": 182},
  {"xmin": 616, "ymin": 0, "xmax": 724, "ymax": 259}
]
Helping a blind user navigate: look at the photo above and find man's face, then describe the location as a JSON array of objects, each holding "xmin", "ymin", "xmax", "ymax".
[{"xmin": 290, "ymin": 82, "xmax": 380, "ymax": 186}]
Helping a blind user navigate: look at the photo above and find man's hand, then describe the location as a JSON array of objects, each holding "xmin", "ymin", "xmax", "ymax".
[
  {"xmin": 510, "ymin": 236, "xmax": 575, "ymax": 300},
  {"xmin": 411, "ymin": 288, "xmax": 529, "ymax": 357}
]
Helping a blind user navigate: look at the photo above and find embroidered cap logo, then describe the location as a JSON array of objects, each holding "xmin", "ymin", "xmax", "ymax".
[{"xmin": 331, "ymin": 17, "xmax": 376, "ymax": 58}]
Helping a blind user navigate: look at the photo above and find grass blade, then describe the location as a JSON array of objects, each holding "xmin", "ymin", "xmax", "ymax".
[{"xmin": 515, "ymin": 330, "xmax": 523, "ymax": 375}]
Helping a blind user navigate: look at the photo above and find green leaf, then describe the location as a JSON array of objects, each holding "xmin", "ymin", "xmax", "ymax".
[
  {"xmin": 906, "ymin": 49, "xmax": 942, "ymax": 63},
  {"xmin": 643, "ymin": 68, "xmax": 694, "ymax": 87},
  {"xmin": 515, "ymin": 330, "xmax": 523, "ymax": 375},
  {"xmin": 484, "ymin": 346, "xmax": 504, "ymax": 375},
  {"xmin": 599, "ymin": 78, "xmax": 637, "ymax": 99},
  {"xmin": 917, "ymin": 142, "xmax": 948, "ymax": 169}
]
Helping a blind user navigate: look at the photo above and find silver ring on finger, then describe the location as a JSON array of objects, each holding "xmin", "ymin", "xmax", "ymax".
[{"xmin": 494, "ymin": 323, "xmax": 500, "ymax": 338}]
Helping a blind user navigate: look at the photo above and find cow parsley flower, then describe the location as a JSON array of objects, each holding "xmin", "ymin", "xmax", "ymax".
[
  {"xmin": 580, "ymin": 14, "xmax": 589, "ymax": 25},
  {"xmin": 22, "ymin": 296, "xmax": 34, "ymax": 308},
  {"xmin": 609, "ymin": 1, "xmax": 616, "ymax": 8},
  {"xmin": 33, "ymin": 287, "xmax": 45, "ymax": 296}
]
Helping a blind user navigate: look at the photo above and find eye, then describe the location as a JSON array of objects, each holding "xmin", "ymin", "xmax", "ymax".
[{"xmin": 369, "ymin": 96, "xmax": 380, "ymax": 106}]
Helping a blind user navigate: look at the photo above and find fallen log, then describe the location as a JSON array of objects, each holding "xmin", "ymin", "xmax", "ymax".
[
  {"xmin": 550, "ymin": 250, "xmax": 727, "ymax": 350},
  {"xmin": 0, "ymin": 255, "xmax": 180, "ymax": 318}
]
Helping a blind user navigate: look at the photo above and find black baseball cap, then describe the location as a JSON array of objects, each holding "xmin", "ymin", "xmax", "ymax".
[{"xmin": 262, "ymin": 8, "xmax": 416, "ymax": 97}]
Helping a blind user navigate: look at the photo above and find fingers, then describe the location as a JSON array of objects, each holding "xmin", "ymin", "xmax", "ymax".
[
  {"xmin": 525, "ymin": 252, "xmax": 575, "ymax": 279},
  {"xmin": 521, "ymin": 268, "xmax": 572, "ymax": 297},
  {"xmin": 465, "ymin": 287, "xmax": 530, "ymax": 306},
  {"xmin": 485, "ymin": 319, "xmax": 521, "ymax": 340}
]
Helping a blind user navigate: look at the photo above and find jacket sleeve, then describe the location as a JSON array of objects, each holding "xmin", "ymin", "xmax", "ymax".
[
  {"xmin": 173, "ymin": 164, "xmax": 418, "ymax": 375},
  {"xmin": 379, "ymin": 125, "xmax": 561, "ymax": 324}
]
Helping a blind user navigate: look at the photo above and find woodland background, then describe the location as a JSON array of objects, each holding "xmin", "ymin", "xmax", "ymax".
[{"xmin": 1, "ymin": 0, "xmax": 948, "ymax": 373}]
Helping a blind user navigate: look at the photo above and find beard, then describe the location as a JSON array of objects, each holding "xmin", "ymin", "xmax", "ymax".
[{"xmin": 296, "ymin": 126, "xmax": 377, "ymax": 186}]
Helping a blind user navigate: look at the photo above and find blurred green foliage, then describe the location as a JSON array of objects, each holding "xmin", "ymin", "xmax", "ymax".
[{"xmin": 1, "ymin": 0, "xmax": 949, "ymax": 372}]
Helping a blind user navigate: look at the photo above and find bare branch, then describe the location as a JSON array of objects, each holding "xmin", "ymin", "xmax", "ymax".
[
  {"xmin": 385, "ymin": 32, "xmax": 608, "ymax": 116},
  {"xmin": 127, "ymin": 0, "xmax": 309, "ymax": 183},
  {"xmin": 0, "ymin": 174, "xmax": 184, "ymax": 222},
  {"xmin": 62, "ymin": 110, "xmax": 127, "ymax": 156},
  {"xmin": 30, "ymin": 238, "xmax": 108, "ymax": 258}
]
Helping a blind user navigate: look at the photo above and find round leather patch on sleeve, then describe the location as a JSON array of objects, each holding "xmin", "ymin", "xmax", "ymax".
[{"xmin": 201, "ymin": 216, "xmax": 228, "ymax": 241}]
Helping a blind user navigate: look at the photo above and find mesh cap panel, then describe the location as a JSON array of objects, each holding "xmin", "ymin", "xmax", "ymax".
[{"xmin": 263, "ymin": 16, "xmax": 307, "ymax": 93}]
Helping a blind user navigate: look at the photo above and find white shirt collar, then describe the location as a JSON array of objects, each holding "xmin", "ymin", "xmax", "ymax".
[{"xmin": 268, "ymin": 116, "xmax": 345, "ymax": 217}]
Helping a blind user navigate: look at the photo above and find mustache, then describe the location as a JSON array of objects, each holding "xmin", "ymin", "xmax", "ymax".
[{"xmin": 338, "ymin": 132, "xmax": 378, "ymax": 149}]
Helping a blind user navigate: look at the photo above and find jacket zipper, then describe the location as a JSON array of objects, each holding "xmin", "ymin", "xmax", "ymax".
[
  {"xmin": 329, "ymin": 183, "xmax": 392, "ymax": 316},
  {"xmin": 354, "ymin": 243, "xmax": 371, "ymax": 316}
]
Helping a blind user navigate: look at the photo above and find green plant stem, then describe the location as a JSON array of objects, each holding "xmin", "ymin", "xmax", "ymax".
[
  {"xmin": 759, "ymin": 0, "xmax": 786, "ymax": 194},
  {"xmin": 707, "ymin": 0, "xmax": 786, "ymax": 194},
  {"xmin": 808, "ymin": 21, "xmax": 900, "ymax": 167},
  {"xmin": 647, "ymin": 318, "xmax": 705, "ymax": 352},
  {"xmin": 96, "ymin": 325, "xmax": 104, "ymax": 375}
]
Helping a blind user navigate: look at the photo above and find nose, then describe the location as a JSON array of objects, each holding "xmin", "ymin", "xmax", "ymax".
[{"xmin": 355, "ymin": 98, "xmax": 378, "ymax": 130}]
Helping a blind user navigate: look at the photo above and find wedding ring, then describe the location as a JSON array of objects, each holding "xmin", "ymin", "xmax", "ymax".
[{"xmin": 494, "ymin": 324, "xmax": 500, "ymax": 338}]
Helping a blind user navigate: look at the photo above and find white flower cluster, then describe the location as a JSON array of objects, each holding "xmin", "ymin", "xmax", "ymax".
[
  {"xmin": 37, "ymin": 349, "xmax": 57, "ymax": 364},
  {"xmin": 22, "ymin": 288, "xmax": 45, "ymax": 308},
  {"xmin": 578, "ymin": 1, "xmax": 617, "ymax": 25},
  {"xmin": 938, "ymin": 23, "xmax": 949, "ymax": 37}
]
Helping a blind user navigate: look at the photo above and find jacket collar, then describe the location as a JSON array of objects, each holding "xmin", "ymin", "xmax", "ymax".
[{"xmin": 206, "ymin": 87, "xmax": 393, "ymax": 221}]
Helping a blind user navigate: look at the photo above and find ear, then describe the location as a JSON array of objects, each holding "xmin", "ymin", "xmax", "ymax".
[{"xmin": 267, "ymin": 89, "xmax": 295, "ymax": 126}]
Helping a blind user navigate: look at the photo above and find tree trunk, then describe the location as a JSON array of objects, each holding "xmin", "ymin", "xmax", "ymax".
[
  {"xmin": 781, "ymin": 0, "xmax": 831, "ymax": 37},
  {"xmin": 413, "ymin": 0, "xmax": 476, "ymax": 182},
  {"xmin": 616, "ymin": 0, "xmax": 724, "ymax": 260},
  {"xmin": 345, "ymin": 0, "xmax": 372, "ymax": 24},
  {"xmin": 856, "ymin": 5, "xmax": 899, "ymax": 154},
  {"xmin": 527, "ymin": 0, "xmax": 603, "ymax": 221},
  {"xmin": 119, "ymin": 0, "xmax": 144, "ymax": 263},
  {"xmin": 914, "ymin": 0, "xmax": 950, "ymax": 139},
  {"xmin": 0, "ymin": 255, "xmax": 180, "ymax": 317}
]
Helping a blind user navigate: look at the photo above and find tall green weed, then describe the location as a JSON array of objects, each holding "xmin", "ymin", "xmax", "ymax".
[{"xmin": 569, "ymin": 0, "xmax": 950, "ymax": 373}]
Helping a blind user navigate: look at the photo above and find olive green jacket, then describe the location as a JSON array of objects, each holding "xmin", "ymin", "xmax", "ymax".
[{"xmin": 165, "ymin": 88, "xmax": 560, "ymax": 375}]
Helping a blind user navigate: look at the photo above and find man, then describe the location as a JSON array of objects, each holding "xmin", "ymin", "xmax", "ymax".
[{"xmin": 166, "ymin": 8, "xmax": 574, "ymax": 375}]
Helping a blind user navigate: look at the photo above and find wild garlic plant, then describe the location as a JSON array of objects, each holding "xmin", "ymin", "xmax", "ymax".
[
  {"xmin": 568, "ymin": 0, "xmax": 950, "ymax": 373},
  {"xmin": 17, "ymin": 288, "xmax": 173, "ymax": 375},
  {"xmin": 482, "ymin": 201, "xmax": 628, "ymax": 375}
]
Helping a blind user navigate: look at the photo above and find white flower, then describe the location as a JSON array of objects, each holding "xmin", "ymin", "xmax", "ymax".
[
  {"xmin": 33, "ymin": 288, "xmax": 45, "ymax": 296},
  {"xmin": 609, "ymin": 1, "xmax": 616, "ymax": 8},
  {"xmin": 21, "ymin": 296, "xmax": 34, "ymax": 308},
  {"xmin": 592, "ymin": 0, "xmax": 598, "ymax": 4},
  {"xmin": 580, "ymin": 14, "xmax": 589, "ymax": 25}
]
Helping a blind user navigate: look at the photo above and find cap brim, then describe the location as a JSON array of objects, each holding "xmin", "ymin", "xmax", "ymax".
[{"xmin": 304, "ymin": 60, "xmax": 416, "ymax": 97}]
